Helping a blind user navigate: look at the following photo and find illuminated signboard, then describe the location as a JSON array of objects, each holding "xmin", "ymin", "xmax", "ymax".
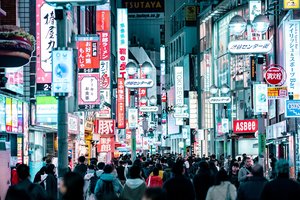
[
  {"xmin": 5, "ymin": 67, "xmax": 24, "ymax": 94},
  {"xmin": 117, "ymin": 9, "xmax": 128, "ymax": 78}
]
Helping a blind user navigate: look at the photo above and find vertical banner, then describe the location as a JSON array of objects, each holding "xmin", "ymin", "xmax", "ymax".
[
  {"xmin": 6, "ymin": 98, "xmax": 12, "ymax": 132},
  {"xmin": 174, "ymin": 66, "xmax": 184, "ymax": 125},
  {"xmin": 285, "ymin": 20, "xmax": 300, "ymax": 99},
  {"xmin": 98, "ymin": 135, "xmax": 115, "ymax": 153},
  {"xmin": 128, "ymin": 108, "xmax": 138, "ymax": 129},
  {"xmin": 117, "ymin": 9, "xmax": 128, "ymax": 78},
  {"xmin": 189, "ymin": 91, "xmax": 198, "ymax": 129},
  {"xmin": 253, "ymin": 84, "xmax": 268, "ymax": 113},
  {"xmin": 0, "ymin": 95, "xmax": 5, "ymax": 132},
  {"xmin": 221, "ymin": 118, "xmax": 229, "ymax": 133},
  {"xmin": 250, "ymin": 56, "xmax": 256, "ymax": 81},
  {"xmin": 249, "ymin": 0, "xmax": 261, "ymax": 21},
  {"xmin": 117, "ymin": 78, "xmax": 126, "ymax": 129},
  {"xmin": 98, "ymin": 60, "xmax": 111, "ymax": 118},
  {"xmin": 12, "ymin": 99, "xmax": 18, "ymax": 133},
  {"xmin": 76, "ymin": 38, "xmax": 100, "ymax": 70},
  {"xmin": 17, "ymin": 101, "xmax": 23, "ymax": 133},
  {"xmin": 78, "ymin": 73, "xmax": 100, "ymax": 110},
  {"xmin": 99, "ymin": 32, "xmax": 111, "ymax": 60},
  {"xmin": 36, "ymin": 0, "xmax": 57, "ymax": 91}
]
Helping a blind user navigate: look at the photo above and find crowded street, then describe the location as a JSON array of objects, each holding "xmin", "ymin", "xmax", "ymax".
[{"xmin": 1, "ymin": 0, "xmax": 300, "ymax": 199}]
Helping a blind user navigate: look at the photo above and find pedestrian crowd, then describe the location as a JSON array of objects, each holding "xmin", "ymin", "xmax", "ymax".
[{"xmin": 5, "ymin": 153, "xmax": 300, "ymax": 200}]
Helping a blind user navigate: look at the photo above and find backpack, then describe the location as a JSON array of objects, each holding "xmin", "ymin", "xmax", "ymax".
[
  {"xmin": 89, "ymin": 171, "xmax": 99, "ymax": 194},
  {"xmin": 95, "ymin": 180, "xmax": 117, "ymax": 200}
]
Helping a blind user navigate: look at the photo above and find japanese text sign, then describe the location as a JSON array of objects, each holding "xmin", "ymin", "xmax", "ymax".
[
  {"xmin": 99, "ymin": 61, "xmax": 110, "ymax": 89},
  {"xmin": 94, "ymin": 119, "xmax": 115, "ymax": 135},
  {"xmin": 98, "ymin": 135, "xmax": 115, "ymax": 153},
  {"xmin": 267, "ymin": 87, "xmax": 288, "ymax": 99},
  {"xmin": 96, "ymin": 10, "xmax": 110, "ymax": 32},
  {"xmin": 228, "ymin": 40, "xmax": 272, "ymax": 54},
  {"xmin": 99, "ymin": 32, "xmax": 110, "ymax": 60},
  {"xmin": 117, "ymin": 78, "xmax": 126, "ymax": 129},
  {"xmin": 78, "ymin": 73, "xmax": 100, "ymax": 110},
  {"xmin": 76, "ymin": 36, "xmax": 99, "ymax": 69},
  {"xmin": 117, "ymin": 9, "xmax": 128, "ymax": 78}
]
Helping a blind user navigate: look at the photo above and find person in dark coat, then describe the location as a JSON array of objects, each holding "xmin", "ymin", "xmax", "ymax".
[
  {"xmin": 237, "ymin": 164, "xmax": 268, "ymax": 200},
  {"xmin": 228, "ymin": 162, "xmax": 240, "ymax": 189},
  {"xmin": 163, "ymin": 160, "xmax": 195, "ymax": 200},
  {"xmin": 73, "ymin": 156, "xmax": 87, "ymax": 178},
  {"xmin": 45, "ymin": 164, "xmax": 57, "ymax": 200},
  {"xmin": 60, "ymin": 172, "xmax": 84, "ymax": 200},
  {"xmin": 260, "ymin": 159, "xmax": 300, "ymax": 200},
  {"xmin": 5, "ymin": 164, "xmax": 48, "ymax": 200},
  {"xmin": 193, "ymin": 161, "xmax": 214, "ymax": 200}
]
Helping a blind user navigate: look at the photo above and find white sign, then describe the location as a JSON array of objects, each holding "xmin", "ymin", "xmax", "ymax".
[
  {"xmin": 124, "ymin": 79, "xmax": 154, "ymax": 88},
  {"xmin": 68, "ymin": 114, "xmax": 79, "ymax": 134},
  {"xmin": 99, "ymin": 89, "xmax": 111, "ymax": 118},
  {"xmin": 139, "ymin": 106, "xmax": 158, "ymax": 112},
  {"xmin": 209, "ymin": 97, "xmax": 231, "ymax": 104},
  {"xmin": 249, "ymin": 0, "xmax": 261, "ymax": 21},
  {"xmin": 285, "ymin": 20, "xmax": 300, "ymax": 99},
  {"xmin": 189, "ymin": 91, "xmax": 198, "ymax": 129},
  {"xmin": 175, "ymin": 66, "xmax": 184, "ymax": 125},
  {"xmin": 128, "ymin": 108, "xmax": 138, "ymax": 129},
  {"xmin": 117, "ymin": 9, "xmax": 128, "ymax": 78},
  {"xmin": 228, "ymin": 40, "xmax": 272, "ymax": 54},
  {"xmin": 221, "ymin": 118, "xmax": 229, "ymax": 133},
  {"xmin": 253, "ymin": 83, "xmax": 268, "ymax": 113},
  {"xmin": 174, "ymin": 113, "xmax": 189, "ymax": 118},
  {"xmin": 182, "ymin": 127, "xmax": 188, "ymax": 139},
  {"xmin": 52, "ymin": 50, "xmax": 74, "ymax": 95}
]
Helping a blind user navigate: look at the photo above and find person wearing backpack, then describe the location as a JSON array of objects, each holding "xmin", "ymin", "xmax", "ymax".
[
  {"xmin": 94, "ymin": 164, "xmax": 123, "ymax": 200},
  {"xmin": 84, "ymin": 165, "xmax": 98, "ymax": 200}
]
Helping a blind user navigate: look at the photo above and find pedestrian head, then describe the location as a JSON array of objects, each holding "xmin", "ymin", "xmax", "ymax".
[
  {"xmin": 231, "ymin": 162, "xmax": 239, "ymax": 173},
  {"xmin": 211, "ymin": 154, "xmax": 216, "ymax": 160},
  {"xmin": 199, "ymin": 161, "xmax": 209, "ymax": 171},
  {"xmin": 45, "ymin": 164, "xmax": 55, "ymax": 175},
  {"xmin": 78, "ymin": 156, "xmax": 85, "ymax": 164},
  {"xmin": 142, "ymin": 188, "xmax": 167, "ymax": 200},
  {"xmin": 103, "ymin": 164, "xmax": 114, "ymax": 174},
  {"xmin": 97, "ymin": 162, "xmax": 105, "ymax": 170},
  {"xmin": 153, "ymin": 167, "xmax": 159, "ymax": 176},
  {"xmin": 16, "ymin": 164, "xmax": 30, "ymax": 181},
  {"xmin": 245, "ymin": 157, "xmax": 252, "ymax": 168},
  {"xmin": 155, "ymin": 163, "xmax": 163, "ymax": 170},
  {"xmin": 88, "ymin": 165, "xmax": 95, "ymax": 170},
  {"xmin": 252, "ymin": 164, "xmax": 264, "ymax": 177},
  {"xmin": 130, "ymin": 165, "xmax": 141, "ymax": 179},
  {"xmin": 60, "ymin": 172, "xmax": 84, "ymax": 200},
  {"xmin": 172, "ymin": 160, "xmax": 184, "ymax": 176},
  {"xmin": 215, "ymin": 168, "xmax": 229, "ymax": 185},
  {"xmin": 133, "ymin": 159, "xmax": 142, "ymax": 167},
  {"xmin": 39, "ymin": 166, "xmax": 47, "ymax": 175},
  {"xmin": 275, "ymin": 159, "xmax": 289, "ymax": 178}
]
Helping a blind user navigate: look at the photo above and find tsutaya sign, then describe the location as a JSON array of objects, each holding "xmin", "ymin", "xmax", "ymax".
[
  {"xmin": 124, "ymin": 79, "xmax": 154, "ymax": 88},
  {"xmin": 209, "ymin": 97, "xmax": 231, "ymax": 104},
  {"xmin": 140, "ymin": 106, "xmax": 158, "ymax": 112},
  {"xmin": 228, "ymin": 40, "xmax": 272, "ymax": 54}
]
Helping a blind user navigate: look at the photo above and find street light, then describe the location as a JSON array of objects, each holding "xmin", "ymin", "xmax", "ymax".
[
  {"xmin": 252, "ymin": 14, "xmax": 270, "ymax": 34},
  {"xmin": 209, "ymin": 84, "xmax": 230, "ymax": 95},
  {"xmin": 126, "ymin": 61, "xmax": 138, "ymax": 76},
  {"xmin": 229, "ymin": 15, "xmax": 247, "ymax": 36},
  {"xmin": 149, "ymin": 95, "xmax": 157, "ymax": 106},
  {"xmin": 141, "ymin": 61, "xmax": 152, "ymax": 75}
]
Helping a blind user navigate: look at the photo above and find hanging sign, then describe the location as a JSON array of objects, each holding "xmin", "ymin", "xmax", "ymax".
[
  {"xmin": 228, "ymin": 40, "xmax": 272, "ymax": 54},
  {"xmin": 209, "ymin": 97, "xmax": 231, "ymax": 104},
  {"xmin": 283, "ymin": 0, "xmax": 300, "ymax": 10},
  {"xmin": 78, "ymin": 73, "xmax": 100, "ymax": 110},
  {"xmin": 267, "ymin": 86, "xmax": 288, "ymax": 99},
  {"xmin": 265, "ymin": 65, "xmax": 286, "ymax": 86},
  {"xmin": 94, "ymin": 119, "xmax": 115, "ymax": 135},
  {"xmin": 97, "ymin": 135, "xmax": 115, "ymax": 153},
  {"xmin": 253, "ymin": 83, "xmax": 268, "ymax": 113},
  {"xmin": 124, "ymin": 79, "xmax": 154, "ymax": 88},
  {"xmin": 140, "ymin": 106, "xmax": 159, "ymax": 112}
]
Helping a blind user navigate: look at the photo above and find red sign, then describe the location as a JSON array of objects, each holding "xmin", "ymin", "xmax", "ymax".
[
  {"xmin": 97, "ymin": 135, "xmax": 115, "ymax": 153},
  {"xmin": 265, "ymin": 65, "xmax": 286, "ymax": 86},
  {"xmin": 117, "ymin": 78, "xmax": 126, "ymax": 129},
  {"xmin": 99, "ymin": 32, "xmax": 110, "ymax": 60},
  {"xmin": 99, "ymin": 61, "xmax": 110, "ymax": 89},
  {"xmin": 96, "ymin": 10, "xmax": 110, "ymax": 32},
  {"xmin": 162, "ymin": 93, "xmax": 167, "ymax": 102},
  {"xmin": 94, "ymin": 119, "xmax": 115, "ymax": 135},
  {"xmin": 233, "ymin": 119, "xmax": 259, "ymax": 134},
  {"xmin": 77, "ymin": 40, "xmax": 99, "ymax": 69}
]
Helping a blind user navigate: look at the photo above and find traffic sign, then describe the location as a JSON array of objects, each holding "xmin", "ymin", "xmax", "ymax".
[
  {"xmin": 140, "ymin": 106, "xmax": 158, "ymax": 112},
  {"xmin": 209, "ymin": 97, "xmax": 231, "ymax": 104}
]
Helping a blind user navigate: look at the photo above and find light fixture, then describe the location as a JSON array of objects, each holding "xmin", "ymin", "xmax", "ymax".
[
  {"xmin": 252, "ymin": 14, "xmax": 270, "ymax": 34},
  {"xmin": 141, "ymin": 61, "xmax": 152, "ymax": 75},
  {"xmin": 126, "ymin": 61, "xmax": 138, "ymax": 76},
  {"xmin": 140, "ymin": 96, "xmax": 148, "ymax": 104},
  {"xmin": 209, "ymin": 85, "xmax": 218, "ymax": 95},
  {"xmin": 229, "ymin": 15, "xmax": 247, "ymax": 36},
  {"xmin": 220, "ymin": 84, "xmax": 230, "ymax": 94},
  {"xmin": 149, "ymin": 95, "xmax": 157, "ymax": 106}
]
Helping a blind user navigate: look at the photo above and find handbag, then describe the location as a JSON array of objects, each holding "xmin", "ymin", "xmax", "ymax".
[{"xmin": 226, "ymin": 183, "xmax": 231, "ymax": 200}]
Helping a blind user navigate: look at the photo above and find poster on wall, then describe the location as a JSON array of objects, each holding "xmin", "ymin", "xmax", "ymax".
[{"xmin": 0, "ymin": 95, "xmax": 5, "ymax": 132}]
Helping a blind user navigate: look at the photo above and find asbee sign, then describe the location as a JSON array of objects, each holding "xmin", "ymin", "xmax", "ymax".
[{"xmin": 233, "ymin": 119, "xmax": 259, "ymax": 134}]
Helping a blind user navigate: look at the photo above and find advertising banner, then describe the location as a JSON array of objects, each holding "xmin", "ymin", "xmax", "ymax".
[
  {"xmin": 253, "ymin": 84, "xmax": 268, "ymax": 113},
  {"xmin": 78, "ymin": 73, "xmax": 100, "ymax": 110},
  {"xmin": 189, "ymin": 91, "xmax": 198, "ymax": 129},
  {"xmin": 36, "ymin": 96, "xmax": 57, "ymax": 127},
  {"xmin": 76, "ymin": 36, "xmax": 99, "ymax": 70},
  {"xmin": 96, "ymin": 9, "xmax": 110, "ymax": 32},
  {"xmin": 267, "ymin": 86, "xmax": 288, "ymax": 99},
  {"xmin": 94, "ymin": 119, "xmax": 115, "ymax": 135},
  {"xmin": 17, "ymin": 101, "xmax": 23, "ymax": 133},
  {"xmin": 117, "ymin": 78, "xmax": 126, "ymax": 129},
  {"xmin": 98, "ymin": 89, "xmax": 111, "ymax": 118},
  {"xmin": 6, "ymin": 98, "xmax": 12, "ymax": 132},
  {"xmin": 128, "ymin": 108, "xmax": 138, "ymax": 129},
  {"xmin": 174, "ymin": 66, "xmax": 184, "ymax": 125},
  {"xmin": 36, "ymin": 0, "xmax": 57, "ymax": 88},
  {"xmin": 99, "ymin": 32, "xmax": 110, "ymax": 60},
  {"xmin": 285, "ymin": 100, "xmax": 300, "ymax": 117},
  {"xmin": 5, "ymin": 67, "xmax": 24, "ymax": 94},
  {"xmin": 68, "ymin": 114, "xmax": 80, "ymax": 134},
  {"xmin": 284, "ymin": 20, "xmax": 300, "ymax": 99},
  {"xmin": 52, "ymin": 50, "xmax": 74, "ymax": 95},
  {"xmin": 233, "ymin": 119, "xmax": 259, "ymax": 134},
  {"xmin": 99, "ymin": 61, "xmax": 110, "ymax": 89},
  {"xmin": 117, "ymin": 9, "xmax": 128, "ymax": 78},
  {"xmin": 221, "ymin": 118, "xmax": 229, "ymax": 133},
  {"xmin": 0, "ymin": 95, "xmax": 5, "ymax": 132},
  {"xmin": 12, "ymin": 99, "xmax": 18, "ymax": 133},
  {"xmin": 249, "ymin": 0, "xmax": 261, "ymax": 21},
  {"xmin": 98, "ymin": 135, "xmax": 115, "ymax": 153}
]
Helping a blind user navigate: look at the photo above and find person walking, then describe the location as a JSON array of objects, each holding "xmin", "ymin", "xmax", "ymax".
[
  {"xmin": 121, "ymin": 165, "xmax": 146, "ymax": 200},
  {"xmin": 260, "ymin": 160, "xmax": 300, "ymax": 200},
  {"xmin": 193, "ymin": 161, "xmax": 214, "ymax": 200},
  {"xmin": 5, "ymin": 164, "xmax": 48, "ymax": 200},
  {"xmin": 11, "ymin": 163, "xmax": 20, "ymax": 186},
  {"xmin": 146, "ymin": 167, "xmax": 163, "ymax": 188},
  {"xmin": 44, "ymin": 164, "xmax": 57, "ymax": 200},
  {"xmin": 238, "ymin": 157, "xmax": 253, "ymax": 183},
  {"xmin": 84, "ymin": 165, "xmax": 97, "ymax": 200},
  {"xmin": 228, "ymin": 162, "xmax": 240, "ymax": 189},
  {"xmin": 142, "ymin": 188, "xmax": 167, "ymax": 200},
  {"xmin": 33, "ymin": 166, "xmax": 47, "ymax": 189},
  {"xmin": 206, "ymin": 168, "xmax": 237, "ymax": 200},
  {"xmin": 163, "ymin": 160, "xmax": 195, "ymax": 200},
  {"xmin": 60, "ymin": 172, "xmax": 84, "ymax": 200},
  {"xmin": 237, "ymin": 164, "xmax": 268, "ymax": 200},
  {"xmin": 74, "ymin": 156, "xmax": 87, "ymax": 178}
]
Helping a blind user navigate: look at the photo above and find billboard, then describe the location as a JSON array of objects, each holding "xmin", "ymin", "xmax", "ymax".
[
  {"xmin": 6, "ymin": 98, "xmax": 12, "ymax": 132},
  {"xmin": 76, "ymin": 36, "xmax": 99, "ymax": 70},
  {"xmin": 36, "ymin": 96, "xmax": 58, "ymax": 127},
  {"xmin": 78, "ymin": 73, "xmax": 101, "ymax": 110},
  {"xmin": 285, "ymin": 100, "xmax": 300, "ymax": 118},
  {"xmin": 117, "ymin": 78, "xmax": 126, "ymax": 129},
  {"xmin": 36, "ymin": 0, "xmax": 57, "ymax": 90},
  {"xmin": 94, "ymin": 119, "xmax": 115, "ymax": 135},
  {"xmin": 5, "ymin": 67, "xmax": 24, "ymax": 94},
  {"xmin": 0, "ymin": 95, "xmax": 5, "ymax": 132},
  {"xmin": 284, "ymin": 20, "xmax": 300, "ymax": 99},
  {"xmin": 117, "ymin": 9, "xmax": 128, "ymax": 78},
  {"xmin": 98, "ymin": 135, "xmax": 115, "ymax": 153}
]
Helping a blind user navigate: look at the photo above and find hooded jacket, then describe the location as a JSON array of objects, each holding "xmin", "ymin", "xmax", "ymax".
[
  {"xmin": 120, "ymin": 178, "xmax": 146, "ymax": 200},
  {"xmin": 94, "ymin": 173, "xmax": 123, "ymax": 195}
]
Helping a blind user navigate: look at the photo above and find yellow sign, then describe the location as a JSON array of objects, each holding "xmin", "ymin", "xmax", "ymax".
[
  {"xmin": 267, "ymin": 86, "xmax": 288, "ymax": 99},
  {"xmin": 284, "ymin": 0, "xmax": 300, "ymax": 10}
]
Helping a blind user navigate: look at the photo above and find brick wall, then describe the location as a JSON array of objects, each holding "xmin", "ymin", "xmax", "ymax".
[{"xmin": 0, "ymin": 0, "xmax": 16, "ymax": 25}]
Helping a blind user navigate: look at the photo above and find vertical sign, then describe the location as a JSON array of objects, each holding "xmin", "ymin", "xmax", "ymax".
[
  {"xmin": 0, "ymin": 95, "xmax": 5, "ymax": 132},
  {"xmin": 285, "ymin": 20, "xmax": 300, "ymax": 99},
  {"xmin": 117, "ymin": 9, "xmax": 128, "ymax": 78},
  {"xmin": 249, "ymin": 0, "xmax": 261, "ymax": 21},
  {"xmin": 78, "ymin": 73, "xmax": 100, "ymax": 110},
  {"xmin": 117, "ymin": 78, "xmax": 126, "ymax": 129},
  {"xmin": 99, "ymin": 32, "xmax": 111, "ymax": 60},
  {"xmin": 250, "ymin": 56, "xmax": 256, "ymax": 81},
  {"xmin": 128, "ymin": 108, "xmax": 138, "ymax": 129},
  {"xmin": 98, "ymin": 136, "xmax": 115, "ymax": 153},
  {"xmin": 189, "ymin": 91, "xmax": 198, "ymax": 129},
  {"xmin": 174, "ymin": 66, "xmax": 184, "ymax": 125},
  {"xmin": 96, "ymin": 3, "xmax": 111, "ymax": 32},
  {"xmin": 6, "ymin": 98, "xmax": 12, "ymax": 132},
  {"xmin": 94, "ymin": 119, "xmax": 115, "ymax": 135},
  {"xmin": 17, "ymin": 101, "xmax": 23, "ymax": 133},
  {"xmin": 221, "ymin": 118, "xmax": 229, "ymax": 133},
  {"xmin": 36, "ymin": 0, "xmax": 57, "ymax": 91},
  {"xmin": 77, "ymin": 38, "xmax": 99, "ymax": 69},
  {"xmin": 12, "ymin": 99, "xmax": 18, "ymax": 133},
  {"xmin": 253, "ymin": 84, "xmax": 268, "ymax": 113}
]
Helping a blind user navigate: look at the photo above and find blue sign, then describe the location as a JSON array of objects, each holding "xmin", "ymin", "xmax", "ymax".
[{"xmin": 285, "ymin": 100, "xmax": 300, "ymax": 118}]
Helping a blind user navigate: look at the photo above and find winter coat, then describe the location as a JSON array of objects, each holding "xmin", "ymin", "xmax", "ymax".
[
  {"xmin": 146, "ymin": 175, "xmax": 163, "ymax": 188},
  {"xmin": 206, "ymin": 181, "xmax": 237, "ymax": 200},
  {"xmin": 45, "ymin": 173, "xmax": 57, "ymax": 200},
  {"xmin": 260, "ymin": 176, "xmax": 300, "ymax": 200},
  {"xmin": 94, "ymin": 173, "xmax": 123, "ymax": 195},
  {"xmin": 120, "ymin": 178, "xmax": 146, "ymax": 200},
  {"xmin": 237, "ymin": 176, "xmax": 268, "ymax": 200},
  {"xmin": 193, "ymin": 170, "xmax": 214, "ymax": 200},
  {"xmin": 83, "ymin": 170, "xmax": 95, "ymax": 199},
  {"xmin": 163, "ymin": 174, "xmax": 195, "ymax": 200},
  {"xmin": 74, "ymin": 163, "xmax": 87, "ymax": 178},
  {"xmin": 11, "ymin": 168, "xmax": 19, "ymax": 185},
  {"xmin": 238, "ymin": 166, "xmax": 251, "ymax": 183}
]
